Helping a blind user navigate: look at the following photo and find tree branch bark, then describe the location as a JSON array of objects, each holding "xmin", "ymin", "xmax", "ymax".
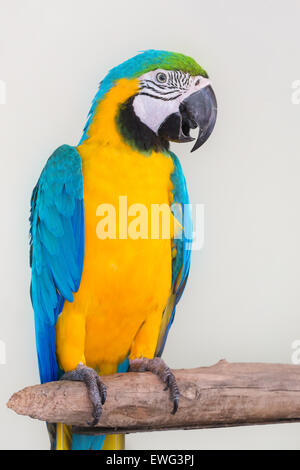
[{"xmin": 7, "ymin": 360, "xmax": 300, "ymax": 435}]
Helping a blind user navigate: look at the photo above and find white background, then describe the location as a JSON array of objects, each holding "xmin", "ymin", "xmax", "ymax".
[{"xmin": 1, "ymin": 0, "xmax": 300, "ymax": 449}]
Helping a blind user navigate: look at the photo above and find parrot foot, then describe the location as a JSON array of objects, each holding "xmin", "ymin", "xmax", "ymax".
[
  {"xmin": 129, "ymin": 357, "xmax": 179, "ymax": 414},
  {"xmin": 60, "ymin": 364, "xmax": 107, "ymax": 426}
]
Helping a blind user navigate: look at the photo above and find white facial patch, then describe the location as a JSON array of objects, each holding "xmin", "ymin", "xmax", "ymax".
[{"xmin": 133, "ymin": 69, "xmax": 211, "ymax": 134}]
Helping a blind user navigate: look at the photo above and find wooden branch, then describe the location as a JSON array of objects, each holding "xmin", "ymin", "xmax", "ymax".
[{"xmin": 7, "ymin": 360, "xmax": 300, "ymax": 435}]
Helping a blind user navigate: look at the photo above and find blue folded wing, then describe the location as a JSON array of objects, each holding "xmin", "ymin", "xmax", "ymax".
[
  {"xmin": 30, "ymin": 145, "xmax": 84, "ymax": 384},
  {"xmin": 155, "ymin": 151, "xmax": 192, "ymax": 356}
]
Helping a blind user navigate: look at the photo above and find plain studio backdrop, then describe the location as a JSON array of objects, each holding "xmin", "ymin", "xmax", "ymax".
[{"xmin": 1, "ymin": 0, "xmax": 300, "ymax": 450}]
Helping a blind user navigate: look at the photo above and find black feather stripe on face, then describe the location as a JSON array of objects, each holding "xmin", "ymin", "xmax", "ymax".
[{"xmin": 116, "ymin": 96, "xmax": 170, "ymax": 154}]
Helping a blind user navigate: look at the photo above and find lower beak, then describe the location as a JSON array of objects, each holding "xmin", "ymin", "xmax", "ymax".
[{"xmin": 158, "ymin": 85, "xmax": 217, "ymax": 152}]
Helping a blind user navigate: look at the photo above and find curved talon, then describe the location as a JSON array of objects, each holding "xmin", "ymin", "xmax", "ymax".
[
  {"xmin": 96, "ymin": 375, "xmax": 107, "ymax": 405},
  {"xmin": 172, "ymin": 396, "xmax": 179, "ymax": 415},
  {"xmin": 129, "ymin": 357, "xmax": 180, "ymax": 414},
  {"xmin": 60, "ymin": 364, "xmax": 107, "ymax": 426},
  {"xmin": 164, "ymin": 368, "xmax": 179, "ymax": 414},
  {"xmin": 87, "ymin": 398, "xmax": 102, "ymax": 426}
]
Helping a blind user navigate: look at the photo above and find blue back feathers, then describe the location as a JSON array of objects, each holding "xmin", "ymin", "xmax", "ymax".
[
  {"xmin": 155, "ymin": 151, "xmax": 192, "ymax": 357},
  {"xmin": 30, "ymin": 145, "xmax": 84, "ymax": 383}
]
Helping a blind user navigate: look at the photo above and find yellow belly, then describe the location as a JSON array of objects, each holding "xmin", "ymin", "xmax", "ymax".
[{"xmin": 55, "ymin": 142, "xmax": 175, "ymax": 373}]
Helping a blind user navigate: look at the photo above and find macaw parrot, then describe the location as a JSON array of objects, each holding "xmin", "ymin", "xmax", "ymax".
[{"xmin": 29, "ymin": 50, "xmax": 217, "ymax": 450}]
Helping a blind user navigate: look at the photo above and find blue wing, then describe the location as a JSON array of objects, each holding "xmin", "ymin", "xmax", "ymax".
[
  {"xmin": 30, "ymin": 145, "xmax": 84, "ymax": 384},
  {"xmin": 155, "ymin": 151, "xmax": 192, "ymax": 356}
]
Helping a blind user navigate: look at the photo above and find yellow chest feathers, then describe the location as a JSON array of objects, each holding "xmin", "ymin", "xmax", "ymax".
[{"xmin": 55, "ymin": 78, "xmax": 176, "ymax": 371}]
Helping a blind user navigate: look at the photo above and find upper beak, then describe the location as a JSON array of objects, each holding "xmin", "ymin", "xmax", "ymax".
[{"xmin": 158, "ymin": 85, "xmax": 217, "ymax": 152}]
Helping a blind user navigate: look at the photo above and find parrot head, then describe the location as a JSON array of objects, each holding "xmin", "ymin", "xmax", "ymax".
[{"xmin": 81, "ymin": 50, "xmax": 217, "ymax": 153}]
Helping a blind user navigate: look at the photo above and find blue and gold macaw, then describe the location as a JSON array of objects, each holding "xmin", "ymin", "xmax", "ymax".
[{"xmin": 29, "ymin": 50, "xmax": 217, "ymax": 450}]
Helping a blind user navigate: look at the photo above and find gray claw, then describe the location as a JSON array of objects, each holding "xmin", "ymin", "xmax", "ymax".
[
  {"xmin": 129, "ymin": 357, "xmax": 180, "ymax": 414},
  {"xmin": 61, "ymin": 364, "xmax": 106, "ymax": 426}
]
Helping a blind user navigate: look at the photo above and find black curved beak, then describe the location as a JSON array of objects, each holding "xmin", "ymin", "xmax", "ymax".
[{"xmin": 158, "ymin": 85, "xmax": 217, "ymax": 152}]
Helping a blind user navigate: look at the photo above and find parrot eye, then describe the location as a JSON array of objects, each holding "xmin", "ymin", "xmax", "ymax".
[{"xmin": 156, "ymin": 72, "xmax": 167, "ymax": 83}]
